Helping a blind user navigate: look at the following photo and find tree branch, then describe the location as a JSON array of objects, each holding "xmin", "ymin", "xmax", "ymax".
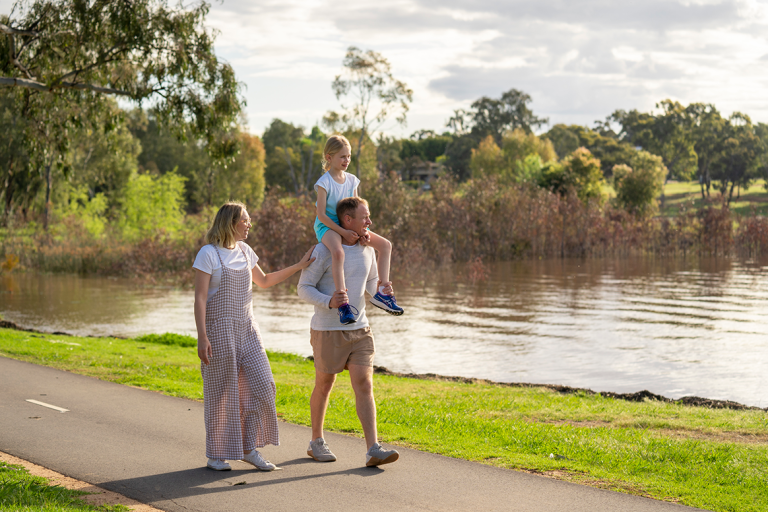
[
  {"xmin": 0, "ymin": 76, "xmax": 130, "ymax": 96},
  {"xmin": 0, "ymin": 23, "xmax": 38, "ymax": 36}
]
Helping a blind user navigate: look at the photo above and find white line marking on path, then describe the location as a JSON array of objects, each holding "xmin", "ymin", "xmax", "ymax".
[{"xmin": 25, "ymin": 400, "xmax": 69, "ymax": 413}]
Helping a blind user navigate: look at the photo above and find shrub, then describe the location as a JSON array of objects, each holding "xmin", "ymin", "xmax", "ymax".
[
  {"xmin": 119, "ymin": 171, "xmax": 187, "ymax": 241},
  {"xmin": 612, "ymin": 151, "xmax": 667, "ymax": 216},
  {"xmin": 539, "ymin": 147, "xmax": 605, "ymax": 203}
]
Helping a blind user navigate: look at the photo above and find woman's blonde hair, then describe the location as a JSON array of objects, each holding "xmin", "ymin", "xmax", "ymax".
[
  {"xmin": 205, "ymin": 201, "xmax": 246, "ymax": 249},
  {"xmin": 322, "ymin": 134, "xmax": 352, "ymax": 171}
]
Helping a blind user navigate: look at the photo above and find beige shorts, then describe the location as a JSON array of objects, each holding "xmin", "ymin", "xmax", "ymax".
[{"xmin": 310, "ymin": 327, "xmax": 375, "ymax": 374}]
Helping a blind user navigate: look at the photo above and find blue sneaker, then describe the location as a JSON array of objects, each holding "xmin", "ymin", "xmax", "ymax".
[
  {"xmin": 338, "ymin": 303, "xmax": 358, "ymax": 325},
  {"xmin": 370, "ymin": 292, "xmax": 404, "ymax": 316}
]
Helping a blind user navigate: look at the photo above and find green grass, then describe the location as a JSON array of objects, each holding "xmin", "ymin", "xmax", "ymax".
[
  {"xmin": 661, "ymin": 180, "xmax": 768, "ymax": 217},
  {"xmin": 0, "ymin": 460, "xmax": 128, "ymax": 512},
  {"xmin": 1, "ymin": 328, "xmax": 767, "ymax": 512}
]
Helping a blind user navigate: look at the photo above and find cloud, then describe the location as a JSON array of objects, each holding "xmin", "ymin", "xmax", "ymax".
[{"xmin": 8, "ymin": 0, "xmax": 765, "ymax": 133}]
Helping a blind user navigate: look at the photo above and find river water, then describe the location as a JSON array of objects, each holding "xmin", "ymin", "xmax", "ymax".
[{"xmin": 1, "ymin": 257, "xmax": 767, "ymax": 407}]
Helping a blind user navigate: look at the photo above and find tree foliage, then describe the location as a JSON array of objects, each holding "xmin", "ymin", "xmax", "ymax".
[
  {"xmin": 449, "ymin": 88, "xmax": 548, "ymax": 144},
  {"xmin": 612, "ymin": 151, "xmax": 667, "ymax": 216},
  {"xmin": 0, "ymin": 0, "xmax": 243, "ymax": 226},
  {"xmin": 539, "ymin": 147, "xmax": 605, "ymax": 203},
  {"xmin": 544, "ymin": 123, "xmax": 638, "ymax": 177},
  {"xmin": 610, "ymin": 100, "xmax": 697, "ymax": 182},
  {"xmin": 262, "ymin": 119, "xmax": 324, "ymax": 195}
]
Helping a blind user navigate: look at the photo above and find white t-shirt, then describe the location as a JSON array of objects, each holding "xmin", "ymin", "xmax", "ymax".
[
  {"xmin": 314, "ymin": 171, "xmax": 360, "ymax": 219},
  {"xmin": 192, "ymin": 241, "xmax": 259, "ymax": 301}
]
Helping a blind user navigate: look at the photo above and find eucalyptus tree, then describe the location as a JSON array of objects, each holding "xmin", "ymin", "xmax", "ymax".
[
  {"xmin": 0, "ymin": 0, "xmax": 243, "ymax": 227},
  {"xmin": 710, "ymin": 113, "xmax": 763, "ymax": 204},
  {"xmin": 324, "ymin": 46, "xmax": 413, "ymax": 178},
  {"xmin": 609, "ymin": 100, "xmax": 698, "ymax": 182}
]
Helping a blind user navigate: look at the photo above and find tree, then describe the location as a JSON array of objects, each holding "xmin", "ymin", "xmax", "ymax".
[
  {"xmin": 0, "ymin": 91, "xmax": 31, "ymax": 222},
  {"xmin": 66, "ymin": 103, "xmax": 141, "ymax": 213},
  {"xmin": 501, "ymin": 129, "xmax": 556, "ymax": 168},
  {"xmin": 325, "ymin": 46, "xmax": 413, "ymax": 177},
  {"xmin": 544, "ymin": 124, "xmax": 637, "ymax": 177},
  {"xmin": 452, "ymin": 88, "xmax": 548, "ymax": 144},
  {"xmin": 539, "ymin": 147, "xmax": 605, "ymax": 203},
  {"xmin": 610, "ymin": 100, "xmax": 697, "ymax": 182},
  {"xmin": 686, "ymin": 103, "xmax": 726, "ymax": 199},
  {"xmin": 213, "ymin": 132, "xmax": 266, "ymax": 208},
  {"xmin": 710, "ymin": 113, "xmax": 763, "ymax": 204},
  {"xmin": 1, "ymin": 1, "xmax": 243, "ymax": 226},
  {"xmin": 612, "ymin": 151, "xmax": 667, "ymax": 216},
  {"xmin": 262, "ymin": 119, "xmax": 324, "ymax": 195},
  {"xmin": 469, "ymin": 136, "xmax": 505, "ymax": 180}
]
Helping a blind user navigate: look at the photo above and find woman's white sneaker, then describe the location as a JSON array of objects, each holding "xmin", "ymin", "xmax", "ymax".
[
  {"xmin": 206, "ymin": 458, "xmax": 231, "ymax": 471},
  {"xmin": 242, "ymin": 450, "xmax": 277, "ymax": 471}
]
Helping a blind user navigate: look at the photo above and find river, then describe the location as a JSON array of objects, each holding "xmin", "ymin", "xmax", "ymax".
[{"xmin": 1, "ymin": 257, "xmax": 766, "ymax": 407}]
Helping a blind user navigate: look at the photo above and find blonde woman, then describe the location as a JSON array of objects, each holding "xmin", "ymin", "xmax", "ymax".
[
  {"xmin": 193, "ymin": 201, "xmax": 314, "ymax": 471},
  {"xmin": 314, "ymin": 135, "xmax": 404, "ymax": 324}
]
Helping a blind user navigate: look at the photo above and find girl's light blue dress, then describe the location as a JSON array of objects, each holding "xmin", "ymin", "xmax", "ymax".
[{"xmin": 313, "ymin": 171, "xmax": 360, "ymax": 243}]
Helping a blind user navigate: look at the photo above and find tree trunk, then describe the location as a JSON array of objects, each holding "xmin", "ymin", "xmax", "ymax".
[
  {"xmin": 43, "ymin": 161, "xmax": 52, "ymax": 231},
  {"xmin": 3, "ymin": 155, "xmax": 15, "ymax": 227},
  {"xmin": 354, "ymin": 128, "xmax": 366, "ymax": 178},
  {"xmin": 304, "ymin": 147, "xmax": 316, "ymax": 191}
]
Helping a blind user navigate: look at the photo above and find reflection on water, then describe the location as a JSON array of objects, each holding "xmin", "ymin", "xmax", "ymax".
[{"xmin": 1, "ymin": 257, "xmax": 767, "ymax": 407}]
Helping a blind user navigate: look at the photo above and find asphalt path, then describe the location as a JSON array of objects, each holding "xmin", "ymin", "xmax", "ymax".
[{"xmin": 0, "ymin": 356, "xmax": 707, "ymax": 512}]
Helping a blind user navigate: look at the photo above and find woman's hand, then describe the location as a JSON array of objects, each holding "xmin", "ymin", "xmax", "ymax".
[
  {"xmin": 296, "ymin": 246, "xmax": 317, "ymax": 269},
  {"xmin": 342, "ymin": 229, "xmax": 360, "ymax": 245},
  {"xmin": 198, "ymin": 336, "xmax": 212, "ymax": 365}
]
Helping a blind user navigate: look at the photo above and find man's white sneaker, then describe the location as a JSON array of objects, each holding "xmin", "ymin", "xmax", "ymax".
[
  {"xmin": 307, "ymin": 437, "xmax": 337, "ymax": 462},
  {"xmin": 206, "ymin": 458, "xmax": 231, "ymax": 471},
  {"xmin": 365, "ymin": 443, "xmax": 399, "ymax": 467},
  {"xmin": 242, "ymin": 450, "xmax": 277, "ymax": 471}
]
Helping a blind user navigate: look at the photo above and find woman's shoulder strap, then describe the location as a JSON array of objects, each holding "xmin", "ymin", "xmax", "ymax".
[{"xmin": 210, "ymin": 243, "xmax": 225, "ymax": 265}]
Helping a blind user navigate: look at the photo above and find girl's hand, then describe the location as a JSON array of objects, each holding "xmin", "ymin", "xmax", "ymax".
[
  {"xmin": 359, "ymin": 230, "xmax": 371, "ymax": 246},
  {"xmin": 297, "ymin": 246, "xmax": 317, "ymax": 269},
  {"xmin": 198, "ymin": 337, "xmax": 212, "ymax": 365},
  {"xmin": 342, "ymin": 229, "xmax": 359, "ymax": 245}
]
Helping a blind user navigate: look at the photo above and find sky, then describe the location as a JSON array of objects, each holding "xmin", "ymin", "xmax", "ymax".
[{"xmin": 4, "ymin": 0, "xmax": 768, "ymax": 138}]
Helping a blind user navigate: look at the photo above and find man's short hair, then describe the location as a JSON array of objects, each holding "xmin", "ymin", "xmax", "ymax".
[{"xmin": 336, "ymin": 197, "xmax": 369, "ymax": 221}]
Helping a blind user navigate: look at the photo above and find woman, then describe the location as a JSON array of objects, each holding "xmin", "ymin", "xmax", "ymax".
[{"xmin": 193, "ymin": 201, "xmax": 314, "ymax": 471}]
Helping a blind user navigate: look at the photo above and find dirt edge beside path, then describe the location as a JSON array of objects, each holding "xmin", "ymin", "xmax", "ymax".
[{"xmin": 0, "ymin": 451, "xmax": 165, "ymax": 512}]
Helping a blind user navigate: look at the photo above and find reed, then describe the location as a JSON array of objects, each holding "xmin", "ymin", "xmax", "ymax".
[{"xmin": 1, "ymin": 176, "xmax": 766, "ymax": 280}]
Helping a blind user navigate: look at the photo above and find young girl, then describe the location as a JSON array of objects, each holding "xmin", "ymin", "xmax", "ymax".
[{"xmin": 314, "ymin": 134, "xmax": 404, "ymax": 324}]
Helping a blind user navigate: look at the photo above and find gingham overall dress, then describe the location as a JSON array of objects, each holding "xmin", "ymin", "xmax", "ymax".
[{"xmin": 201, "ymin": 242, "xmax": 279, "ymax": 460}]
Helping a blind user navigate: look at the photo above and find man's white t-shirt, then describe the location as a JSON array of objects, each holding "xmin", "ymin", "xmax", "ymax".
[{"xmin": 192, "ymin": 241, "xmax": 259, "ymax": 301}]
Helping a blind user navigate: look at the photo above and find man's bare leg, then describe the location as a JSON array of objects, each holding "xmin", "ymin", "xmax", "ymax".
[
  {"xmin": 310, "ymin": 370, "xmax": 337, "ymax": 440},
  {"xmin": 348, "ymin": 364, "xmax": 377, "ymax": 450}
]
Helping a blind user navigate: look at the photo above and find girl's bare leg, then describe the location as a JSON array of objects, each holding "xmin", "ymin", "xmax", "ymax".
[
  {"xmin": 321, "ymin": 230, "xmax": 346, "ymax": 294},
  {"xmin": 368, "ymin": 231, "xmax": 392, "ymax": 293}
]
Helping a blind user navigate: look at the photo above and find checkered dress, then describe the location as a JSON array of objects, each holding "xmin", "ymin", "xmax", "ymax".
[{"xmin": 200, "ymin": 242, "xmax": 279, "ymax": 459}]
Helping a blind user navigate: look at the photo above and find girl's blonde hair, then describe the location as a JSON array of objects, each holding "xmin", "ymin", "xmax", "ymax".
[
  {"xmin": 322, "ymin": 134, "xmax": 352, "ymax": 171},
  {"xmin": 205, "ymin": 201, "xmax": 246, "ymax": 249}
]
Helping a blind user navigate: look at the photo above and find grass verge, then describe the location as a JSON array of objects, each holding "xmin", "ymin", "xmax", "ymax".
[
  {"xmin": 1, "ymin": 327, "xmax": 767, "ymax": 512},
  {"xmin": 0, "ymin": 460, "xmax": 128, "ymax": 512},
  {"xmin": 662, "ymin": 180, "xmax": 768, "ymax": 216}
]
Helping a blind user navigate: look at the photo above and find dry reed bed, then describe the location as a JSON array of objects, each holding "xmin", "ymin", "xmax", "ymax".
[{"xmin": 2, "ymin": 176, "xmax": 768, "ymax": 280}]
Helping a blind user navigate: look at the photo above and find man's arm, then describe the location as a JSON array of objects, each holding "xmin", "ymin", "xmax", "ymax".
[{"xmin": 297, "ymin": 249, "xmax": 333, "ymax": 308}]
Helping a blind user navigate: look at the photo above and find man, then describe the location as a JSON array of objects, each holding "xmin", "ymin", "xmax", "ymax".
[{"xmin": 297, "ymin": 196, "xmax": 400, "ymax": 467}]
